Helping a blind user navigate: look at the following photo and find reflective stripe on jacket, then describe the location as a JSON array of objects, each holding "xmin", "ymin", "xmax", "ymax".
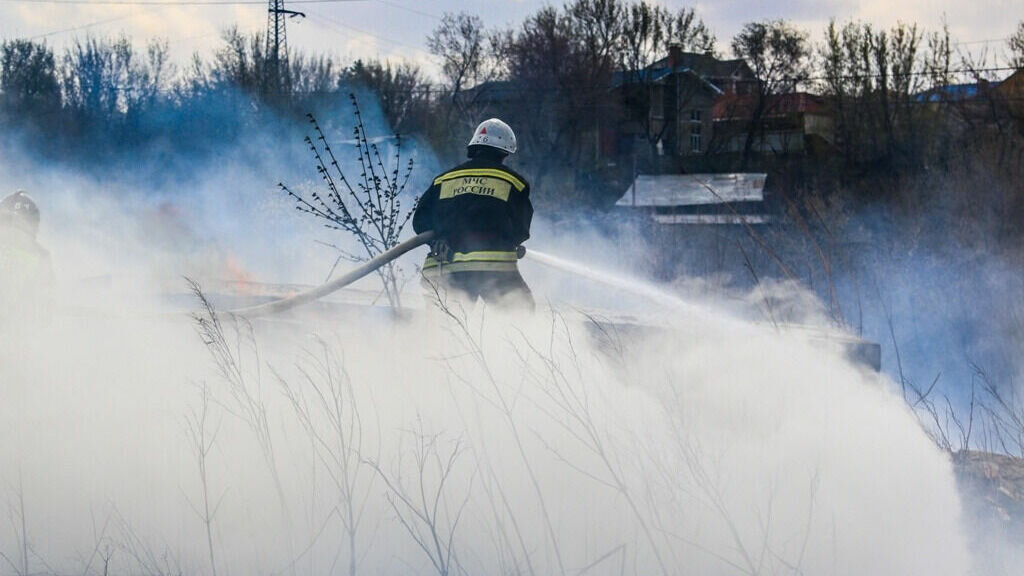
[{"xmin": 421, "ymin": 250, "xmax": 519, "ymax": 277}]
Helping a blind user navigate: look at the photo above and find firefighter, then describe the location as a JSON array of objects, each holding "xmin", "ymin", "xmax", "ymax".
[
  {"xmin": 413, "ymin": 118, "xmax": 534, "ymax": 310},
  {"xmin": 0, "ymin": 191, "xmax": 53, "ymax": 321}
]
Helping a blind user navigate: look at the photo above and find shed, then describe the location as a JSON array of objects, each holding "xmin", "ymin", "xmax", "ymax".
[{"xmin": 616, "ymin": 173, "xmax": 769, "ymax": 225}]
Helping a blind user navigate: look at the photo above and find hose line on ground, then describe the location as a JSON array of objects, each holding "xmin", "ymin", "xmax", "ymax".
[{"xmin": 230, "ymin": 231, "xmax": 435, "ymax": 317}]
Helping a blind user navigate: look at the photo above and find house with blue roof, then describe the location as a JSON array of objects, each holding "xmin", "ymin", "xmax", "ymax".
[{"xmin": 913, "ymin": 81, "xmax": 1000, "ymax": 103}]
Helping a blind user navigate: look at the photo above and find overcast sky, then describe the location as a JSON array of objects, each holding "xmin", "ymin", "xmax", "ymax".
[{"xmin": 0, "ymin": 0, "xmax": 1020, "ymax": 77}]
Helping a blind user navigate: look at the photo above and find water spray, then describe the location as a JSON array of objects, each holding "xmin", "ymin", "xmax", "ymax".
[{"xmin": 523, "ymin": 248, "xmax": 696, "ymax": 312}]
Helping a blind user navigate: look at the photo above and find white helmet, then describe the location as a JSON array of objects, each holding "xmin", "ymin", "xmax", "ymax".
[
  {"xmin": 467, "ymin": 118, "xmax": 517, "ymax": 155},
  {"xmin": 1, "ymin": 190, "xmax": 40, "ymax": 236}
]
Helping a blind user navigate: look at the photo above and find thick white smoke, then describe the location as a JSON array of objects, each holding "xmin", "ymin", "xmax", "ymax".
[
  {"xmin": 0, "ymin": 288, "xmax": 970, "ymax": 575},
  {"xmin": 1, "ymin": 228, "xmax": 973, "ymax": 575},
  {"xmin": 0, "ymin": 97, "xmax": 982, "ymax": 575}
]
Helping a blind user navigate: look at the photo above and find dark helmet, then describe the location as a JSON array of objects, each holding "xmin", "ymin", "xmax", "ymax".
[{"xmin": 1, "ymin": 191, "xmax": 41, "ymax": 235}]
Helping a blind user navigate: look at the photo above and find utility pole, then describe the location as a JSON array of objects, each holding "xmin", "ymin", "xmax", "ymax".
[{"xmin": 265, "ymin": 0, "xmax": 305, "ymax": 98}]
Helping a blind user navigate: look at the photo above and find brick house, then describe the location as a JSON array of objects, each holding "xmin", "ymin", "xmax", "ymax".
[
  {"xmin": 606, "ymin": 47, "xmax": 758, "ymax": 170},
  {"xmin": 710, "ymin": 92, "xmax": 835, "ymax": 156}
]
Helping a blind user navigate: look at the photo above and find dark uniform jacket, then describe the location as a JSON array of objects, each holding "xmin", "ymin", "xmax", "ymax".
[
  {"xmin": 0, "ymin": 225, "xmax": 54, "ymax": 321},
  {"xmin": 412, "ymin": 157, "xmax": 532, "ymax": 275}
]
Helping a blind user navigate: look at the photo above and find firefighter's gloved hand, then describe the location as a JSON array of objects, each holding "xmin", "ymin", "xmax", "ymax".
[
  {"xmin": 516, "ymin": 245, "xmax": 527, "ymax": 259},
  {"xmin": 430, "ymin": 239, "xmax": 453, "ymax": 263}
]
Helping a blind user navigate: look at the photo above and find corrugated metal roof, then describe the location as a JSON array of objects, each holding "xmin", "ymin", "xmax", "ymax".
[{"xmin": 617, "ymin": 173, "xmax": 767, "ymax": 207}]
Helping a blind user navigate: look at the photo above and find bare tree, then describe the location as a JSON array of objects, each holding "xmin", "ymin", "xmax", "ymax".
[
  {"xmin": 367, "ymin": 423, "xmax": 471, "ymax": 576},
  {"xmin": 0, "ymin": 40, "xmax": 61, "ymax": 122},
  {"xmin": 281, "ymin": 97, "xmax": 417, "ymax": 309},
  {"xmin": 428, "ymin": 292, "xmax": 571, "ymax": 575},
  {"xmin": 428, "ymin": 12, "xmax": 493, "ymax": 127},
  {"xmin": 59, "ymin": 36, "xmax": 166, "ymax": 127},
  {"xmin": 0, "ymin": 484, "xmax": 30, "ymax": 576},
  {"xmin": 190, "ymin": 280, "xmax": 281, "ymax": 498},
  {"xmin": 492, "ymin": 3, "xmax": 621, "ymax": 204},
  {"xmin": 340, "ymin": 59, "xmax": 430, "ymax": 134},
  {"xmin": 276, "ymin": 340, "xmax": 376, "ymax": 576},
  {"xmin": 511, "ymin": 314, "xmax": 672, "ymax": 576},
  {"xmin": 817, "ymin": 20, "xmax": 954, "ymax": 171},
  {"xmin": 185, "ymin": 382, "xmax": 224, "ymax": 576},
  {"xmin": 970, "ymin": 363, "xmax": 1024, "ymax": 457},
  {"xmin": 188, "ymin": 280, "xmax": 300, "ymax": 573},
  {"xmin": 618, "ymin": 1, "xmax": 716, "ymax": 75},
  {"xmin": 1008, "ymin": 21, "xmax": 1024, "ymax": 70},
  {"xmin": 617, "ymin": 2, "xmax": 717, "ymax": 161},
  {"xmin": 731, "ymin": 20, "xmax": 811, "ymax": 168},
  {"xmin": 80, "ymin": 509, "xmax": 116, "ymax": 576},
  {"xmin": 203, "ymin": 28, "xmax": 269, "ymax": 96},
  {"xmin": 110, "ymin": 508, "xmax": 184, "ymax": 576}
]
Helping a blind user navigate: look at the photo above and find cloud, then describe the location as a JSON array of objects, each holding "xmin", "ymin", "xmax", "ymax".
[
  {"xmin": 0, "ymin": 0, "xmax": 1020, "ymax": 74},
  {"xmin": 697, "ymin": 0, "xmax": 1020, "ymax": 54}
]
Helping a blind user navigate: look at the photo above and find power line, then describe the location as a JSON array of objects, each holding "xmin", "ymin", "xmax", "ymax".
[
  {"xmin": 5, "ymin": 0, "xmax": 438, "ymax": 43},
  {"xmin": 29, "ymin": 12, "xmax": 140, "ymax": 39},
  {"xmin": 373, "ymin": 0, "xmax": 439, "ymax": 20},
  {"xmin": 361, "ymin": 66, "xmax": 1020, "ymax": 95},
  {"xmin": 166, "ymin": 29, "xmax": 220, "ymax": 46},
  {"xmin": 790, "ymin": 66, "xmax": 1018, "ymax": 83},
  {"xmin": 953, "ymin": 37, "xmax": 1011, "ymax": 46},
  {"xmin": 305, "ymin": 9, "xmax": 422, "ymax": 50},
  {"xmin": 0, "ymin": 0, "xmax": 366, "ymax": 5}
]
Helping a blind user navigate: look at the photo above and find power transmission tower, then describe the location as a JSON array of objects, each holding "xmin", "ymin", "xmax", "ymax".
[{"xmin": 265, "ymin": 0, "xmax": 305, "ymax": 98}]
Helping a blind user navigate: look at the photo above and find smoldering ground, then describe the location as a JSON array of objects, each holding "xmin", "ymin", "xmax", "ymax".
[{"xmin": 0, "ymin": 95, "xmax": 1006, "ymax": 576}]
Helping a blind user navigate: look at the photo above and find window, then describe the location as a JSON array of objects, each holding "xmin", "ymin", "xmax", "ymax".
[
  {"xmin": 651, "ymin": 86, "xmax": 664, "ymax": 119},
  {"xmin": 689, "ymin": 110, "xmax": 703, "ymax": 153}
]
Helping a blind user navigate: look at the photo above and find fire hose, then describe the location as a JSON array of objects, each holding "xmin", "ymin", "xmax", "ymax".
[
  {"xmin": 231, "ymin": 231, "xmax": 435, "ymax": 317},
  {"xmin": 227, "ymin": 232, "xmax": 690, "ymax": 319}
]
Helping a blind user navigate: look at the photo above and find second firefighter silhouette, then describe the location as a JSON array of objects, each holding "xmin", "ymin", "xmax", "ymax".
[
  {"xmin": 413, "ymin": 119, "xmax": 534, "ymax": 309},
  {"xmin": 0, "ymin": 191, "xmax": 54, "ymax": 321}
]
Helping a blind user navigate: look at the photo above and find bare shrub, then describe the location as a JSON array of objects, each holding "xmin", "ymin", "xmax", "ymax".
[
  {"xmin": 185, "ymin": 382, "xmax": 223, "ymax": 576},
  {"xmin": 367, "ymin": 422, "xmax": 470, "ymax": 576},
  {"xmin": 276, "ymin": 340, "xmax": 376, "ymax": 575},
  {"xmin": 281, "ymin": 98, "xmax": 417, "ymax": 308}
]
